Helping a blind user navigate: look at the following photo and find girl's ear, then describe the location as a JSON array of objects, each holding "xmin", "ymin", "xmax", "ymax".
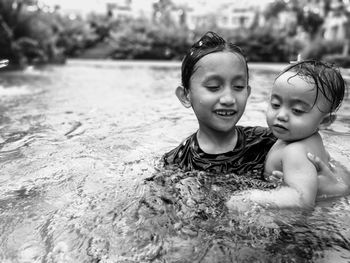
[
  {"xmin": 175, "ymin": 86, "xmax": 191, "ymax": 108},
  {"xmin": 320, "ymin": 113, "xmax": 336, "ymax": 129},
  {"xmin": 247, "ymin": 85, "xmax": 251, "ymax": 97}
]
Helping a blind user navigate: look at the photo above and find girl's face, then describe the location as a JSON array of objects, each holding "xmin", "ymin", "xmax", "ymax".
[
  {"xmin": 188, "ymin": 51, "xmax": 250, "ymax": 135},
  {"xmin": 266, "ymin": 71, "xmax": 329, "ymax": 142}
]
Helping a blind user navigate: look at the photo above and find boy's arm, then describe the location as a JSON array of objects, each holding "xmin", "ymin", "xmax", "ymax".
[
  {"xmin": 267, "ymin": 153, "xmax": 350, "ymax": 197},
  {"xmin": 226, "ymin": 144, "xmax": 318, "ymax": 211},
  {"xmin": 281, "ymin": 144, "xmax": 318, "ymax": 207}
]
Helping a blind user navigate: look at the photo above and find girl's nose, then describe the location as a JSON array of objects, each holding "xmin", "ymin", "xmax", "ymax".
[{"xmin": 219, "ymin": 88, "xmax": 235, "ymax": 105}]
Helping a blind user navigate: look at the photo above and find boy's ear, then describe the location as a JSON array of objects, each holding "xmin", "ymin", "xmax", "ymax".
[
  {"xmin": 175, "ymin": 86, "xmax": 191, "ymax": 108},
  {"xmin": 247, "ymin": 85, "xmax": 251, "ymax": 97},
  {"xmin": 320, "ymin": 113, "xmax": 336, "ymax": 128}
]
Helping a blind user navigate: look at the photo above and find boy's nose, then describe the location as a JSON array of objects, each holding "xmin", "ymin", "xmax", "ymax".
[{"xmin": 276, "ymin": 109, "xmax": 288, "ymax": 121}]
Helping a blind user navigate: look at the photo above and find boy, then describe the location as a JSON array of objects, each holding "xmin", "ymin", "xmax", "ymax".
[{"xmin": 227, "ymin": 60, "xmax": 349, "ymax": 209}]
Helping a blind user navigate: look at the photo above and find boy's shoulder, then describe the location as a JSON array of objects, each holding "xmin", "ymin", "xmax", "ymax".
[{"xmin": 282, "ymin": 132, "xmax": 326, "ymax": 159}]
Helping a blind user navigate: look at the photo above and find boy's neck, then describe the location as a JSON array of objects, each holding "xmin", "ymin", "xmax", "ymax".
[
  {"xmin": 196, "ymin": 128, "xmax": 238, "ymax": 154},
  {"xmin": 278, "ymin": 130, "xmax": 321, "ymax": 145}
]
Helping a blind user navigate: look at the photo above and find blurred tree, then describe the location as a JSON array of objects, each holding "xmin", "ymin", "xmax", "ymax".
[
  {"xmin": 87, "ymin": 13, "xmax": 111, "ymax": 42},
  {"xmin": 55, "ymin": 14, "xmax": 99, "ymax": 57},
  {"xmin": 108, "ymin": 18, "xmax": 153, "ymax": 59},
  {"xmin": 263, "ymin": 0, "xmax": 324, "ymax": 39},
  {"xmin": 108, "ymin": 17, "xmax": 190, "ymax": 60},
  {"xmin": 152, "ymin": 0, "xmax": 175, "ymax": 27},
  {"xmin": 235, "ymin": 28, "xmax": 288, "ymax": 62},
  {"xmin": 296, "ymin": 9, "xmax": 324, "ymax": 39},
  {"xmin": 0, "ymin": 0, "xmax": 66, "ymax": 68},
  {"xmin": 263, "ymin": 0, "xmax": 287, "ymax": 20}
]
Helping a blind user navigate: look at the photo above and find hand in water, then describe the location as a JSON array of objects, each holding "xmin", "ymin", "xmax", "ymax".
[
  {"xmin": 0, "ymin": 59, "xmax": 9, "ymax": 68},
  {"xmin": 266, "ymin": 171, "xmax": 283, "ymax": 184},
  {"xmin": 267, "ymin": 153, "xmax": 350, "ymax": 197},
  {"xmin": 307, "ymin": 153, "xmax": 350, "ymax": 197},
  {"xmin": 226, "ymin": 192, "xmax": 255, "ymax": 213}
]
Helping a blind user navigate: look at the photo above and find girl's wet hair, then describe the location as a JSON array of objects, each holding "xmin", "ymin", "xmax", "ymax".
[
  {"xmin": 181, "ymin": 31, "xmax": 249, "ymax": 91},
  {"xmin": 277, "ymin": 60, "xmax": 347, "ymax": 112}
]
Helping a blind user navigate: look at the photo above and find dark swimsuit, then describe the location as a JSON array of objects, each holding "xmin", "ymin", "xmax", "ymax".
[{"xmin": 163, "ymin": 126, "xmax": 276, "ymax": 179}]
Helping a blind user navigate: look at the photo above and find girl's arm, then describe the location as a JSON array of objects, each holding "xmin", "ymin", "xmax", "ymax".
[{"xmin": 307, "ymin": 153, "xmax": 350, "ymax": 198}]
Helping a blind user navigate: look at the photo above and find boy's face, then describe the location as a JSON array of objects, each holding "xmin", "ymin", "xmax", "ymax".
[
  {"xmin": 187, "ymin": 51, "xmax": 250, "ymax": 135},
  {"xmin": 266, "ymin": 71, "xmax": 330, "ymax": 142}
]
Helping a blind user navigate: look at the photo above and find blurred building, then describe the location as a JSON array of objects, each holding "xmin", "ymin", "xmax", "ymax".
[
  {"xmin": 39, "ymin": 0, "xmax": 153, "ymax": 19},
  {"xmin": 178, "ymin": 0, "xmax": 270, "ymax": 30},
  {"xmin": 183, "ymin": 0, "xmax": 216, "ymax": 30},
  {"xmin": 323, "ymin": 0, "xmax": 349, "ymax": 41},
  {"xmin": 106, "ymin": 0, "xmax": 154, "ymax": 20},
  {"xmin": 39, "ymin": 0, "xmax": 350, "ymax": 43},
  {"xmin": 39, "ymin": 0, "xmax": 106, "ymax": 17},
  {"xmin": 216, "ymin": 1, "xmax": 263, "ymax": 29}
]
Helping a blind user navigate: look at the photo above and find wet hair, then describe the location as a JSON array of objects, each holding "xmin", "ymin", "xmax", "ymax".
[
  {"xmin": 277, "ymin": 60, "xmax": 347, "ymax": 113},
  {"xmin": 181, "ymin": 31, "xmax": 249, "ymax": 92}
]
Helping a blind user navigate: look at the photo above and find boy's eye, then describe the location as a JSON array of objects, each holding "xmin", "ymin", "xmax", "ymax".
[
  {"xmin": 270, "ymin": 102, "xmax": 280, "ymax": 109},
  {"xmin": 292, "ymin": 108, "xmax": 305, "ymax": 115}
]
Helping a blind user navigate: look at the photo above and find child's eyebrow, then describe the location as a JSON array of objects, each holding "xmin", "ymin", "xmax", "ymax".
[
  {"xmin": 231, "ymin": 75, "xmax": 246, "ymax": 81},
  {"xmin": 203, "ymin": 74, "xmax": 246, "ymax": 82},
  {"xmin": 271, "ymin": 94, "xmax": 312, "ymax": 107},
  {"xmin": 290, "ymin": 99, "xmax": 313, "ymax": 108}
]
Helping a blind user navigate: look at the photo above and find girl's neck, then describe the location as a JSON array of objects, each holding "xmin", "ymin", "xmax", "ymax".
[{"xmin": 196, "ymin": 128, "xmax": 238, "ymax": 154}]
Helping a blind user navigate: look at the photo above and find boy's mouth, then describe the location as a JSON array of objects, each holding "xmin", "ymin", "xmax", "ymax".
[
  {"xmin": 273, "ymin": 124, "xmax": 288, "ymax": 132},
  {"xmin": 214, "ymin": 109, "xmax": 236, "ymax": 117}
]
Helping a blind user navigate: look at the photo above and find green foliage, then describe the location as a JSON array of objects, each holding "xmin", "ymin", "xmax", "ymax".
[
  {"xmin": 323, "ymin": 54, "xmax": 350, "ymax": 68},
  {"xmin": 297, "ymin": 10, "xmax": 324, "ymax": 38},
  {"xmin": 109, "ymin": 19, "xmax": 190, "ymax": 60},
  {"xmin": 301, "ymin": 38, "xmax": 344, "ymax": 60},
  {"xmin": 105, "ymin": 18, "xmax": 291, "ymax": 62},
  {"xmin": 230, "ymin": 29, "xmax": 289, "ymax": 62},
  {"xmin": 0, "ymin": 0, "xmax": 66, "ymax": 67},
  {"xmin": 263, "ymin": 0, "xmax": 287, "ymax": 20},
  {"xmin": 1, "ymin": 0, "xmax": 346, "ymax": 65},
  {"xmin": 56, "ymin": 15, "xmax": 99, "ymax": 57}
]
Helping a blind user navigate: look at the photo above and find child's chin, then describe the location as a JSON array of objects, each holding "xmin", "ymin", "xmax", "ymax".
[{"xmin": 272, "ymin": 132, "xmax": 291, "ymax": 141}]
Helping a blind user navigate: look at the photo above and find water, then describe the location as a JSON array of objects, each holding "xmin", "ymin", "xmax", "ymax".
[{"xmin": 0, "ymin": 60, "xmax": 349, "ymax": 262}]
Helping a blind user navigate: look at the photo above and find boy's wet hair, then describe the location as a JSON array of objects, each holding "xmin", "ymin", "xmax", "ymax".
[
  {"xmin": 278, "ymin": 60, "xmax": 347, "ymax": 113},
  {"xmin": 181, "ymin": 31, "xmax": 249, "ymax": 91}
]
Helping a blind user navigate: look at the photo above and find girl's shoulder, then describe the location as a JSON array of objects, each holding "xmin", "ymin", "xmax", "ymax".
[
  {"xmin": 162, "ymin": 132, "xmax": 197, "ymax": 167},
  {"xmin": 237, "ymin": 126, "xmax": 276, "ymax": 142}
]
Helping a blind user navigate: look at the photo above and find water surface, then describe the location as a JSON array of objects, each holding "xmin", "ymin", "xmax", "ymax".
[{"xmin": 0, "ymin": 60, "xmax": 349, "ymax": 262}]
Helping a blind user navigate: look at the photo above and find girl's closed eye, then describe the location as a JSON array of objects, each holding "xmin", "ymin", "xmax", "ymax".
[
  {"xmin": 205, "ymin": 85, "xmax": 220, "ymax": 92},
  {"xmin": 232, "ymin": 85, "xmax": 246, "ymax": 91},
  {"xmin": 204, "ymin": 80, "xmax": 221, "ymax": 91}
]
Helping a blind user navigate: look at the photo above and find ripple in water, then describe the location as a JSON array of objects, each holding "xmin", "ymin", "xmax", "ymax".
[{"xmin": 0, "ymin": 62, "xmax": 349, "ymax": 262}]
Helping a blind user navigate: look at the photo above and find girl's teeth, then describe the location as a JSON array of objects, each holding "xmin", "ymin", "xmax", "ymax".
[{"xmin": 217, "ymin": 111, "xmax": 234, "ymax": 116}]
